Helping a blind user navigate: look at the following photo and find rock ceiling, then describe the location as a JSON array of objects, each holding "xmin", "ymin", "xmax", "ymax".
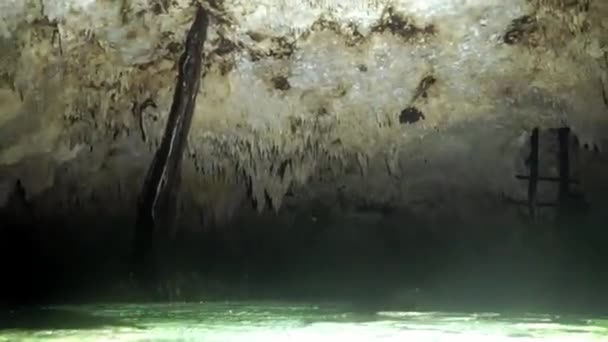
[{"xmin": 0, "ymin": 0, "xmax": 607, "ymax": 217}]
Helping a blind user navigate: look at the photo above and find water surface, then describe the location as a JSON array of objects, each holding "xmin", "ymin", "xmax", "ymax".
[{"xmin": 1, "ymin": 302, "xmax": 607, "ymax": 341}]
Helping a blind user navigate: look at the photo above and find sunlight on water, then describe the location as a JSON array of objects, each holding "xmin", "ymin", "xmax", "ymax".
[{"xmin": 1, "ymin": 303, "xmax": 607, "ymax": 341}]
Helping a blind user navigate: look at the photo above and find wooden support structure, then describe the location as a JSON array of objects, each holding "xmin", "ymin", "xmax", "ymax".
[
  {"xmin": 131, "ymin": 5, "xmax": 209, "ymax": 299},
  {"xmin": 511, "ymin": 127, "xmax": 581, "ymax": 222},
  {"xmin": 557, "ymin": 127, "xmax": 571, "ymax": 202},
  {"xmin": 527, "ymin": 127, "xmax": 540, "ymax": 220},
  {"xmin": 515, "ymin": 175, "xmax": 579, "ymax": 184}
]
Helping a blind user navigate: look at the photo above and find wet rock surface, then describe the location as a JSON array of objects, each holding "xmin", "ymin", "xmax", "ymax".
[{"xmin": 0, "ymin": 0, "xmax": 606, "ymax": 229}]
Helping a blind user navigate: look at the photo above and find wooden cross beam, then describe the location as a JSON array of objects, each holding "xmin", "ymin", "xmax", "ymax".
[{"xmin": 515, "ymin": 175, "xmax": 579, "ymax": 184}]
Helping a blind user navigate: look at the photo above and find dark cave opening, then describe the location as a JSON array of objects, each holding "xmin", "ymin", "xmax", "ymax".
[{"xmin": 2, "ymin": 165, "xmax": 608, "ymax": 314}]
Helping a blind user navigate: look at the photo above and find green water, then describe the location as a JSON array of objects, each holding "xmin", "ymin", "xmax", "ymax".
[{"xmin": 1, "ymin": 302, "xmax": 607, "ymax": 341}]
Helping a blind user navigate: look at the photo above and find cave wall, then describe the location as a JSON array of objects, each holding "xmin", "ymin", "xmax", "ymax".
[{"xmin": 0, "ymin": 0, "xmax": 607, "ymax": 227}]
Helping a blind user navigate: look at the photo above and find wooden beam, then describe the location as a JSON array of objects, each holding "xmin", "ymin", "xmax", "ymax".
[
  {"xmin": 515, "ymin": 175, "xmax": 579, "ymax": 184},
  {"xmin": 557, "ymin": 127, "xmax": 571, "ymax": 201},
  {"xmin": 528, "ymin": 128, "xmax": 540, "ymax": 220}
]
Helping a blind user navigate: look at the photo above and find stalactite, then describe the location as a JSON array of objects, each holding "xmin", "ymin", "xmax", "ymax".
[
  {"xmin": 176, "ymin": 115, "xmax": 377, "ymax": 213},
  {"xmin": 357, "ymin": 152, "xmax": 368, "ymax": 177},
  {"xmin": 385, "ymin": 146, "xmax": 400, "ymax": 177}
]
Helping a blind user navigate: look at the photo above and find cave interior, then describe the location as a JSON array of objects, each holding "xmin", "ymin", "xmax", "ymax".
[{"xmin": 0, "ymin": 0, "xmax": 608, "ymax": 320}]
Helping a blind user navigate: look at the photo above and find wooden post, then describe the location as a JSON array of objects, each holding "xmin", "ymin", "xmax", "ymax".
[
  {"xmin": 131, "ymin": 4, "xmax": 209, "ymax": 299},
  {"xmin": 557, "ymin": 127, "xmax": 571, "ymax": 202},
  {"xmin": 528, "ymin": 128, "xmax": 540, "ymax": 220}
]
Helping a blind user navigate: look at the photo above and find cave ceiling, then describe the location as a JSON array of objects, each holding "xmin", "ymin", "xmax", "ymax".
[{"xmin": 0, "ymin": 0, "xmax": 607, "ymax": 216}]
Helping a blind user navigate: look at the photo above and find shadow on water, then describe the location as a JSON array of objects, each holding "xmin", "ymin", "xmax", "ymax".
[{"xmin": 0, "ymin": 307, "xmax": 140, "ymax": 331}]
